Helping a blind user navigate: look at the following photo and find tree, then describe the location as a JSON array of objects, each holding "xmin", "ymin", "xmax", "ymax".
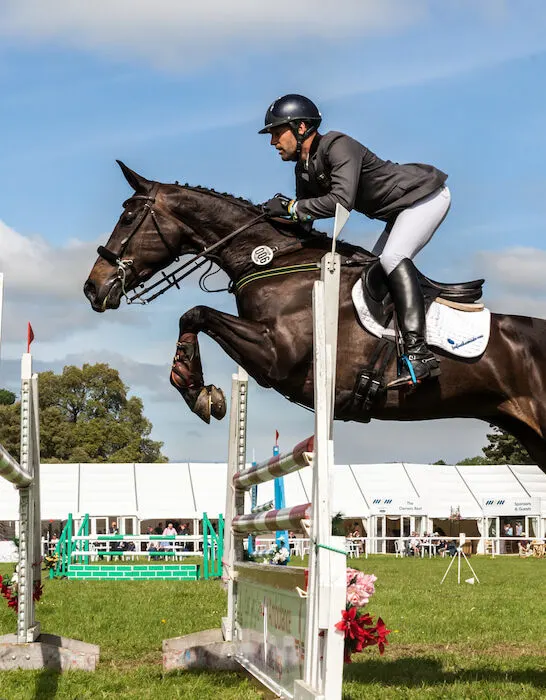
[
  {"xmin": 456, "ymin": 455, "xmax": 490, "ymax": 466},
  {"xmin": 456, "ymin": 425, "xmax": 533, "ymax": 465},
  {"xmin": 0, "ymin": 389, "xmax": 16, "ymax": 405},
  {"xmin": 331, "ymin": 511, "xmax": 346, "ymax": 536},
  {"xmin": 482, "ymin": 426, "xmax": 533, "ymax": 464},
  {"xmin": 0, "ymin": 364, "xmax": 167, "ymax": 463}
]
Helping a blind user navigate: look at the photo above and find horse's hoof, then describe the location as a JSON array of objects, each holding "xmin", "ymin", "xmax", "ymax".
[
  {"xmin": 209, "ymin": 386, "xmax": 226, "ymax": 420},
  {"xmin": 193, "ymin": 387, "xmax": 212, "ymax": 424}
]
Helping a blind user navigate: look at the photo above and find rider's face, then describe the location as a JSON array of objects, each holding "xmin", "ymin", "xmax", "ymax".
[{"xmin": 269, "ymin": 125, "xmax": 298, "ymax": 161}]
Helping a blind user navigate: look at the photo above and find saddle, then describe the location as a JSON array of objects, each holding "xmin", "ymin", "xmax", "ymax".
[
  {"xmin": 350, "ymin": 257, "xmax": 485, "ymax": 416},
  {"xmin": 360, "ymin": 257, "xmax": 484, "ymax": 328}
]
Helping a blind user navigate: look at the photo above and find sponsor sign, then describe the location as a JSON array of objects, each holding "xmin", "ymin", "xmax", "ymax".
[
  {"xmin": 481, "ymin": 497, "xmax": 541, "ymax": 515},
  {"xmin": 235, "ymin": 563, "xmax": 306, "ymax": 697}
]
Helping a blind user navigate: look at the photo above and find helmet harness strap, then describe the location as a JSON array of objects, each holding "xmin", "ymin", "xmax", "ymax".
[{"xmin": 290, "ymin": 121, "xmax": 317, "ymax": 156}]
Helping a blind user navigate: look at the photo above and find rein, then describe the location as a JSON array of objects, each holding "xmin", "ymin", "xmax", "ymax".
[
  {"xmin": 126, "ymin": 211, "xmax": 268, "ymax": 304},
  {"xmin": 96, "ymin": 182, "xmax": 268, "ymax": 305}
]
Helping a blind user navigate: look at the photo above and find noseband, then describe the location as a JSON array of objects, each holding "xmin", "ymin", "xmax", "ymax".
[
  {"xmin": 97, "ymin": 182, "xmax": 267, "ymax": 304},
  {"xmin": 97, "ymin": 183, "xmax": 181, "ymax": 299}
]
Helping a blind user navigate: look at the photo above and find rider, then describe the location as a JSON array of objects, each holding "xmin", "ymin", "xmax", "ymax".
[{"xmin": 259, "ymin": 94, "xmax": 451, "ymax": 389}]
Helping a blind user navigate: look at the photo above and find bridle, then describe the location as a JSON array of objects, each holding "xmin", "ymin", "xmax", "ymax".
[{"xmin": 96, "ymin": 182, "xmax": 267, "ymax": 305}]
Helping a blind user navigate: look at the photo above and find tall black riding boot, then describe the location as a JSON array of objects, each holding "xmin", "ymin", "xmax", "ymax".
[{"xmin": 386, "ymin": 258, "xmax": 440, "ymax": 389}]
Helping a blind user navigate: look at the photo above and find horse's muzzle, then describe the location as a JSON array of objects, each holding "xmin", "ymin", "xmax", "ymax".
[{"xmin": 83, "ymin": 276, "xmax": 123, "ymax": 312}]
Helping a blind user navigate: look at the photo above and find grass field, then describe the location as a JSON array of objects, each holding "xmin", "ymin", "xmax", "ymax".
[{"xmin": 0, "ymin": 556, "xmax": 544, "ymax": 699}]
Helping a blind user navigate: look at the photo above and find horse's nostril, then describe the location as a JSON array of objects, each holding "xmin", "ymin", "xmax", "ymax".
[{"xmin": 84, "ymin": 279, "xmax": 96, "ymax": 301}]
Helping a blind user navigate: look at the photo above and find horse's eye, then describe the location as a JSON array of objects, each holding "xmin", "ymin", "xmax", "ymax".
[{"xmin": 123, "ymin": 210, "xmax": 135, "ymax": 224}]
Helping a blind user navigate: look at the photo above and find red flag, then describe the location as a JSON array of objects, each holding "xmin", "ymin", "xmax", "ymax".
[
  {"xmin": 27, "ymin": 323, "xmax": 34, "ymax": 353},
  {"xmin": 275, "ymin": 430, "xmax": 279, "ymax": 446}
]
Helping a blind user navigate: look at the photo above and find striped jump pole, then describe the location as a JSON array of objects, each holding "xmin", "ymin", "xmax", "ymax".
[
  {"xmin": 232, "ymin": 503, "xmax": 311, "ymax": 534},
  {"xmin": 0, "ymin": 443, "xmax": 32, "ymax": 488},
  {"xmin": 250, "ymin": 500, "xmax": 274, "ymax": 514},
  {"xmin": 233, "ymin": 436, "xmax": 313, "ymax": 490}
]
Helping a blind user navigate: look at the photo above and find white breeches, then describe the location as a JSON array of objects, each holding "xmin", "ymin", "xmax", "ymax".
[{"xmin": 372, "ymin": 185, "xmax": 451, "ymax": 275}]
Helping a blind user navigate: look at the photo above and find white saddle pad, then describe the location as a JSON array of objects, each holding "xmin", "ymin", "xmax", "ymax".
[{"xmin": 352, "ymin": 280, "xmax": 491, "ymax": 359}]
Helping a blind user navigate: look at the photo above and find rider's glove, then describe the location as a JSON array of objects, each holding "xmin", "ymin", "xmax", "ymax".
[{"xmin": 262, "ymin": 194, "xmax": 295, "ymax": 219}]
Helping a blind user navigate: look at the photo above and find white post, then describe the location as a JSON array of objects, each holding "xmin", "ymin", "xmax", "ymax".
[
  {"xmin": 17, "ymin": 353, "xmax": 41, "ymax": 643},
  {"xmin": 222, "ymin": 367, "xmax": 248, "ymax": 642},
  {"xmin": 297, "ymin": 204, "xmax": 349, "ymax": 700}
]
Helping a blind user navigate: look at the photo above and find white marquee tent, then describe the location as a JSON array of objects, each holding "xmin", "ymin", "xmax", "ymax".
[{"xmin": 0, "ymin": 461, "xmax": 544, "ymax": 553}]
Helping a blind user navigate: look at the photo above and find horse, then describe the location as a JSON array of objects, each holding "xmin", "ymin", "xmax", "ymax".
[{"xmin": 84, "ymin": 161, "xmax": 546, "ymax": 473}]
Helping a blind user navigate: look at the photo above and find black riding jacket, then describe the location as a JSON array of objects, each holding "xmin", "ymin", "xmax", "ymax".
[{"xmin": 295, "ymin": 131, "xmax": 447, "ymax": 223}]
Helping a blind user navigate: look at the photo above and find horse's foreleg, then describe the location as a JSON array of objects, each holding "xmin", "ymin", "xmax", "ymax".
[
  {"xmin": 170, "ymin": 306, "xmax": 275, "ymax": 423},
  {"xmin": 170, "ymin": 327, "xmax": 224, "ymax": 424}
]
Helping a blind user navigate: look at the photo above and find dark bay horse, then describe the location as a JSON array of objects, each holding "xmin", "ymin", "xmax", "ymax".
[{"xmin": 84, "ymin": 162, "xmax": 546, "ymax": 473}]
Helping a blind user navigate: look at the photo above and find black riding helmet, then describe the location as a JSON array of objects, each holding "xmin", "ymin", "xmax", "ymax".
[{"xmin": 259, "ymin": 94, "xmax": 322, "ymax": 154}]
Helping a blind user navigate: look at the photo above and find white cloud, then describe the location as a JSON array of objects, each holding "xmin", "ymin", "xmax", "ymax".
[
  {"xmin": 0, "ymin": 219, "xmax": 96, "ymax": 299},
  {"xmin": 476, "ymin": 247, "xmax": 546, "ymax": 295},
  {"xmin": 0, "ymin": 0, "xmax": 425, "ymax": 68},
  {"xmin": 0, "ymin": 219, "xmax": 158, "ymax": 348}
]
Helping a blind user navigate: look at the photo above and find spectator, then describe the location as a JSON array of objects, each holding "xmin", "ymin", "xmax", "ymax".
[
  {"xmin": 162, "ymin": 522, "xmax": 177, "ymax": 536},
  {"xmin": 350, "ymin": 523, "xmax": 362, "ymax": 555},
  {"xmin": 518, "ymin": 534, "xmax": 532, "ymax": 557},
  {"xmin": 154, "ymin": 522, "xmax": 164, "ymax": 535},
  {"xmin": 436, "ymin": 537, "xmax": 448, "ymax": 557},
  {"xmin": 178, "ymin": 523, "xmax": 189, "ymax": 551},
  {"xmin": 350, "ymin": 522, "xmax": 361, "ymax": 538},
  {"xmin": 446, "ymin": 539, "xmax": 458, "ymax": 556},
  {"xmin": 288, "ymin": 530, "xmax": 296, "ymax": 555},
  {"xmin": 515, "ymin": 521, "xmax": 523, "ymax": 537},
  {"xmin": 409, "ymin": 532, "xmax": 421, "ymax": 557},
  {"xmin": 161, "ymin": 522, "xmax": 177, "ymax": 551},
  {"xmin": 49, "ymin": 532, "xmax": 59, "ymax": 554},
  {"xmin": 110, "ymin": 520, "xmax": 120, "ymax": 551},
  {"xmin": 143, "ymin": 526, "xmax": 155, "ymax": 553},
  {"xmin": 501, "ymin": 523, "xmax": 511, "ymax": 553}
]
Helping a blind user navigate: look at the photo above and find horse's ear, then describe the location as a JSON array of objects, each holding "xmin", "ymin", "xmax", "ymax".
[{"xmin": 116, "ymin": 160, "xmax": 153, "ymax": 193}]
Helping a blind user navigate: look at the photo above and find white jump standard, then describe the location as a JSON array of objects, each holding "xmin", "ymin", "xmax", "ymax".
[{"xmin": 0, "ymin": 348, "xmax": 99, "ymax": 671}]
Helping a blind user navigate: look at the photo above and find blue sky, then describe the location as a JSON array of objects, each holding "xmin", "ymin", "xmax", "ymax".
[{"xmin": 1, "ymin": 1, "xmax": 546, "ymax": 464}]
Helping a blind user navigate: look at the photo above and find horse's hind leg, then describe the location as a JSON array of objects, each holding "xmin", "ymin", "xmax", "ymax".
[{"xmin": 170, "ymin": 306, "xmax": 276, "ymax": 423}]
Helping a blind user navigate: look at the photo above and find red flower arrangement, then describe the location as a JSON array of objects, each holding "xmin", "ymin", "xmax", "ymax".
[
  {"xmin": 335, "ymin": 568, "xmax": 391, "ymax": 663},
  {"xmin": 0, "ymin": 569, "xmax": 43, "ymax": 613}
]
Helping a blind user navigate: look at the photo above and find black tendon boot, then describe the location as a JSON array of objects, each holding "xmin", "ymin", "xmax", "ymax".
[{"xmin": 386, "ymin": 259, "xmax": 440, "ymax": 389}]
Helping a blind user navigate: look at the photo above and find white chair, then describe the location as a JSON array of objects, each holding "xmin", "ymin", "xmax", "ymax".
[
  {"xmin": 394, "ymin": 539, "xmax": 406, "ymax": 558},
  {"xmin": 345, "ymin": 539, "xmax": 358, "ymax": 559}
]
